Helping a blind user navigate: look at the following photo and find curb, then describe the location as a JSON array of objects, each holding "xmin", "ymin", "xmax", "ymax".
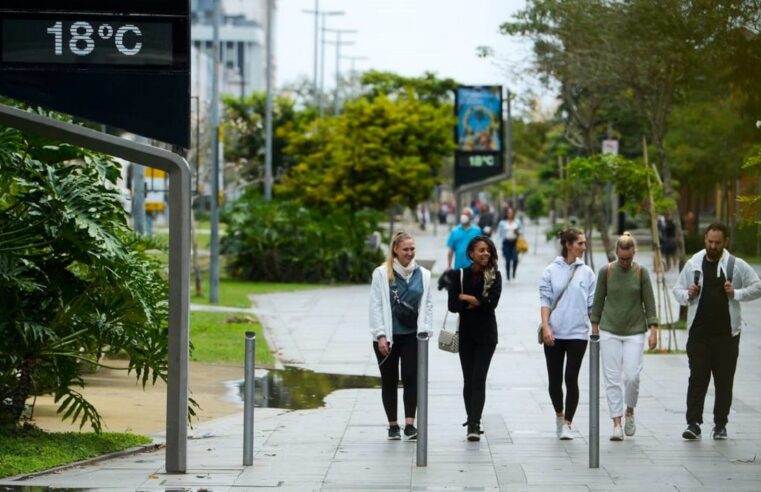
[{"xmin": 2, "ymin": 442, "xmax": 164, "ymax": 482}]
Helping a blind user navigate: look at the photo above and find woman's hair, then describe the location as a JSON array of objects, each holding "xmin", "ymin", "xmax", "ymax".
[
  {"xmin": 558, "ymin": 227, "xmax": 584, "ymax": 258},
  {"xmin": 386, "ymin": 231, "xmax": 413, "ymax": 281},
  {"xmin": 467, "ymin": 236, "xmax": 499, "ymax": 295},
  {"xmin": 616, "ymin": 231, "xmax": 637, "ymax": 252}
]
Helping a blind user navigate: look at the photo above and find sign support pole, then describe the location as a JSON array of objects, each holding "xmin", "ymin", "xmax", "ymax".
[{"xmin": 0, "ymin": 104, "xmax": 191, "ymax": 474}]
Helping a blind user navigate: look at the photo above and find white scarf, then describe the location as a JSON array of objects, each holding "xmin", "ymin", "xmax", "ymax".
[{"xmin": 393, "ymin": 258, "xmax": 417, "ymax": 281}]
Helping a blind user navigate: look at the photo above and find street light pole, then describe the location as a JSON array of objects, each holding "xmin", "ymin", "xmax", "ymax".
[
  {"xmin": 209, "ymin": 0, "xmax": 221, "ymax": 304},
  {"xmin": 264, "ymin": 0, "xmax": 273, "ymax": 201},
  {"xmin": 317, "ymin": 11, "xmax": 344, "ymax": 116},
  {"xmin": 323, "ymin": 28, "xmax": 356, "ymax": 114}
]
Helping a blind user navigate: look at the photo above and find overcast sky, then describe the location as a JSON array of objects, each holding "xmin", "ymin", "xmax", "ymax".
[{"xmin": 272, "ymin": 0, "xmax": 536, "ymax": 94}]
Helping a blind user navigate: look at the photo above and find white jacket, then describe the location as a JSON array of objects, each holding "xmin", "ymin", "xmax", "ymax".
[
  {"xmin": 369, "ymin": 264, "xmax": 433, "ymax": 342},
  {"xmin": 673, "ymin": 249, "xmax": 761, "ymax": 336},
  {"xmin": 539, "ymin": 256, "xmax": 596, "ymax": 340}
]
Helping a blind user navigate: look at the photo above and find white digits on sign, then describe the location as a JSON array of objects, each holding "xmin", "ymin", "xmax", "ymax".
[
  {"xmin": 115, "ymin": 25, "xmax": 143, "ymax": 56},
  {"xmin": 69, "ymin": 21, "xmax": 95, "ymax": 56},
  {"xmin": 483, "ymin": 156, "xmax": 494, "ymax": 166},
  {"xmin": 46, "ymin": 21, "xmax": 63, "ymax": 55}
]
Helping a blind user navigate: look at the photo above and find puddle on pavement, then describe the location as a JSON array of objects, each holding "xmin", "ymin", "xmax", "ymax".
[{"xmin": 237, "ymin": 366, "xmax": 381, "ymax": 410}]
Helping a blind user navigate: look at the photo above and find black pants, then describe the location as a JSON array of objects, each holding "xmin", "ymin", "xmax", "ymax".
[
  {"xmin": 459, "ymin": 338, "xmax": 497, "ymax": 424},
  {"xmin": 544, "ymin": 339, "xmax": 588, "ymax": 422},
  {"xmin": 373, "ymin": 334, "xmax": 417, "ymax": 422},
  {"xmin": 502, "ymin": 239, "xmax": 518, "ymax": 280},
  {"xmin": 686, "ymin": 334, "xmax": 740, "ymax": 427}
]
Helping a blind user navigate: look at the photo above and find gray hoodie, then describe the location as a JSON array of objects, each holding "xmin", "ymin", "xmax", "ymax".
[{"xmin": 539, "ymin": 256, "xmax": 596, "ymax": 340}]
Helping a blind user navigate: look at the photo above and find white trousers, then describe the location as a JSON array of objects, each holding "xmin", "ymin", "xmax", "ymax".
[{"xmin": 600, "ymin": 331, "xmax": 645, "ymax": 419}]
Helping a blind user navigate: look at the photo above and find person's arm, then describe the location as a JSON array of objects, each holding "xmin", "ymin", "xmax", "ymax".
[
  {"xmin": 589, "ymin": 266, "xmax": 607, "ymax": 333},
  {"xmin": 422, "ymin": 272, "xmax": 434, "ymax": 335},
  {"xmin": 672, "ymin": 263, "xmax": 696, "ymax": 305},
  {"xmin": 641, "ymin": 267, "xmax": 659, "ymax": 326},
  {"xmin": 586, "ymin": 267, "xmax": 597, "ymax": 314},
  {"xmin": 730, "ymin": 259, "xmax": 761, "ymax": 302},
  {"xmin": 539, "ymin": 268, "xmax": 555, "ymax": 346},
  {"xmin": 447, "ymin": 248, "xmax": 454, "ymax": 270},
  {"xmin": 448, "ymin": 269, "xmax": 467, "ymax": 313},
  {"xmin": 368, "ymin": 270, "xmax": 390, "ymax": 356}
]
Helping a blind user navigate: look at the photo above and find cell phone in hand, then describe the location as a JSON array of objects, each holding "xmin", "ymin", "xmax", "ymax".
[{"xmin": 693, "ymin": 270, "xmax": 701, "ymax": 286}]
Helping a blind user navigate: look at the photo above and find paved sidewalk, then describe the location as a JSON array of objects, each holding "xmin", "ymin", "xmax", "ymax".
[{"xmin": 3, "ymin": 220, "xmax": 761, "ymax": 491}]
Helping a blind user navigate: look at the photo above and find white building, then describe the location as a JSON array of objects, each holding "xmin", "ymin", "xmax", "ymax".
[{"xmin": 191, "ymin": 0, "xmax": 274, "ymax": 102}]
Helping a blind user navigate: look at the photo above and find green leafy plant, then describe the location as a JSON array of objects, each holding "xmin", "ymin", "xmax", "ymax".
[
  {"xmin": 222, "ymin": 192, "xmax": 384, "ymax": 283},
  {"xmin": 0, "ymin": 120, "xmax": 170, "ymax": 432}
]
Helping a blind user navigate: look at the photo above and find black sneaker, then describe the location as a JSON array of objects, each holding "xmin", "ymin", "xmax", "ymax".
[
  {"xmin": 387, "ymin": 424, "xmax": 401, "ymax": 440},
  {"xmin": 467, "ymin": 422, "xmax": 481, "ymax": 442},
  {"xmin": 682, "ymin": 423, "xmax": 701, "ymax": 440},
  {"xmin": 403, "ymin": 424, "xmax": 417, "ymax": 441},
  {"xmin": 712, "ymin": 426, "xmax": 728, "ymax": 440}
]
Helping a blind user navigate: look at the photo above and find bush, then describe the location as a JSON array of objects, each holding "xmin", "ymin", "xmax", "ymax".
[{"xmin": 222, "ymin": 192, "xmax": 384, "ymax": 283}]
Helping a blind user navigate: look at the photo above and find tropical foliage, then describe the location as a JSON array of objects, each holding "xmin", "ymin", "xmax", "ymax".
[
  {"xmin": 222, "ymin": 191, "xmax": 384, "ymax": 283},
  {"xmin": 0, "ymin": 121, "xmax": 169, "ymax": 431}
]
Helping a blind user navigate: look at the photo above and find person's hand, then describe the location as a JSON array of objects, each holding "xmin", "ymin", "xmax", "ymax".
[
  {"xmin": 459, "ymin": 293, "xmax": 480, "ymax": 306},
  {"xmin": 542, "ymin": 325, "xmax": 555, "ymax": 346},
  {"xmin": 687, "ymin": 284, "xmax": 701, "ymax": 300},
  {"xmin": 648, "ymin": 326, "xmax": 658, "ymax": 350},
  {"xmin": 377, "ymin": 336, "xmax": 390, "ymax": 357},
  {"xmin": 591, "ymin": 323, "xmax": 599, "ymax": 336},
  {"xmin": 724, "ymin": 281, "xmax": 735, "ymax": 299}
]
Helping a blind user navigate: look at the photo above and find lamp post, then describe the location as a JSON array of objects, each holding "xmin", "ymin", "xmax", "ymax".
[
  {"xmin": 316, "ymin": 11, "xmax": 344, "ymax": 115},
  {"xmin": 323, "ymin": 28, "xmax": 356, "ymax": 114}
]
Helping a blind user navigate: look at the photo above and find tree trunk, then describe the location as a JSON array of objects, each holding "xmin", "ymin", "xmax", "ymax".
[
  {"xmin": 593, "ymin": 183, "xmax": 615, "ymax": 262},
  {"xmin": 10, "ymin": 358, "xmax": 34, "ymax": 422},
  {"xmin": 654, "ymin": 139, "xmax": 686, "ymax": 267},
  {"xmin": 191, "ymin": 211, "xmax": 203, "ymax": 297}
]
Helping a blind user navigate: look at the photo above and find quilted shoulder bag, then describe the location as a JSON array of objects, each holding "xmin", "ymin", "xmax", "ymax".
[{"xmin": 438, "ymin": 269, "xmax": 463, "ymax": 353}]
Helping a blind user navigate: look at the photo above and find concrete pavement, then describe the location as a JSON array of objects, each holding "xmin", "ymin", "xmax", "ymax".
[{"xmin": 2, "ymin": 219, "xmax": 761, "ymax": 491}]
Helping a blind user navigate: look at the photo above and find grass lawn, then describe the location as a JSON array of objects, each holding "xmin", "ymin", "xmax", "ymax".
[
  {"xmin": 190, "ymin": 311, "xmax": 276, "ymax": 367},
  {"xmin": 0, "ymin": 427, "xmax": 150, "ymax": 478},
  {"xmin": 191, "ymin": 278, "xmax": 317, "ymax": 308}
]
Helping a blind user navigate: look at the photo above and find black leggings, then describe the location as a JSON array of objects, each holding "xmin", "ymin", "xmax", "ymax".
[
  {"xmin": 373, "ymin": 334, "xmax": 417, "ymax": 422},
  {"xmin": 544, "ymin": 339, "xmax": 588, "ymax": 422},
  {"xmin": 459, "ymin": 338, "xmax": 497, "ymax": 424},
  {"xmin": 502, "ymin": 239, "xmax": 518, "ymax": 280}
]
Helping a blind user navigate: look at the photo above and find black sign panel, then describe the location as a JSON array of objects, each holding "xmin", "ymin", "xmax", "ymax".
[
  {"xmin": 453, "ymin": 86, "xmax": 504, "ymax": 188},
  {"xmin": 0, "ymin": 1, "xmax": 190, "ymax": 148}
]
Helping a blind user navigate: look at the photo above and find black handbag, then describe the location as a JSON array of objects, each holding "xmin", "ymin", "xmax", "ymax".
[{"xmin": 390, "ymin": 279, "xmax": 419, "ymax": 330}]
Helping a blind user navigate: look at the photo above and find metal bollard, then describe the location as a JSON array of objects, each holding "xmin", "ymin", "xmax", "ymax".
[
  {"xmin": 416, "ymin": 331, "xmax": 430, "ymax": 467},
  {"xmin": 243, "ymin": 331, "xmax": 256, "ymax": 466},
  {"xmin": 589, "ymin": 334, "xmax": 600, "ymax": 469}
]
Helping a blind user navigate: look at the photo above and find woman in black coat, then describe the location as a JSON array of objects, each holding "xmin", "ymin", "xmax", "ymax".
[{"xmin": 448, "ymin": 235, "xmax": 502, "ymax": 441}]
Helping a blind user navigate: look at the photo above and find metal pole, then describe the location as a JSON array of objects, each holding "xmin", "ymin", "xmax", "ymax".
[
  {"xmin": 131, "ymin": 162, "xmax": 145, "ymax": 234},
  {"xmin": 319, "ymin": 14, "xmax": 327, "ymax": 117},
  {"xmin": 416, "ymin": 331, "xmax": 430, "ymax": 467},
  {"xmin": 334, "ymin": 32, "xmax": 341, "ymax": 114},
  {"xmin": 589, "ymin": 334, "xmax": 600, "ymax": 469},
  {"xmin": 313, "ymin": 0, "xmax": 319, "ymax": 98},
  {"xmin": 209, "ymin": 0, "xmax": 221, "ymax": 304},
  {"xmin": 264, "ymin": 0, "xmax": 273, "ymax": 201},
  {"xmin": 243, "ymin": 331, "xmax": 256, "ymax": 466},
  {"xmin": 0, "ymin": 104, "xmax": 192, "ymax": 474}
]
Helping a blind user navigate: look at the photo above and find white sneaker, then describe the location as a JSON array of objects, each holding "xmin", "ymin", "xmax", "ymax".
[
  {"xmin": 559, "ymin": 423, "xmax": 574, "ymax": 440},
  {"xmin": 610, "ymin": 425, "xmax": 624, "ymax": 441},
  {"xmin": 556, "ymin": 416, "xmax": 564, "ymax": 438},
  {"xmin": 624, "ymin": 415, "xmax": 636, "ymax": 436}
]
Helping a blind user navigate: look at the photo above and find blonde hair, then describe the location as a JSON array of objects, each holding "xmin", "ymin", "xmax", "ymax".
[
  {"xmin": 386, "ymin": 231, "xmax": 414, "ymax": 281},
  {"xmin": 616, "ymin": 231, "xmax": 637, "ymax": 252}
]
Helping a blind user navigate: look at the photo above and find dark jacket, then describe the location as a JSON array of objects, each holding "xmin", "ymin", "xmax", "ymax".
[{"xmin": 447, "ymin": 267, "xmax": 502, "ymax": 345}]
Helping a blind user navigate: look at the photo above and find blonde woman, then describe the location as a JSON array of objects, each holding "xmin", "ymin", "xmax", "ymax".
[
  {"xmin": 369, "ymin": 232, "xmax": 433, "ymax": 440},
  {"xmin": 590, "ymin": 233, "xmax": 658, "ymax": 441}
]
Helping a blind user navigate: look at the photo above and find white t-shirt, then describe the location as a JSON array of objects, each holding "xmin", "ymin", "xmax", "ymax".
[{"xmin": 498, "ymin": 219, "xmax": 521, "ymax": 242}]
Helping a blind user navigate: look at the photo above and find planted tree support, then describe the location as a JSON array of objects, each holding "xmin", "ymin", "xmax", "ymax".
[{"xmin": 0, "ymin": 104, "xmax": 191, "ymax": 473}]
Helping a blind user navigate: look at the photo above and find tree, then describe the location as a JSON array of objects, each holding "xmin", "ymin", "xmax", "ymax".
[
  {"xmin": 277, "ymin": 92, "xmax": 455, "ymax": 211},
  {"xmin": 0, "ymin": 119, "xmax": 170, "ymax": 431}
]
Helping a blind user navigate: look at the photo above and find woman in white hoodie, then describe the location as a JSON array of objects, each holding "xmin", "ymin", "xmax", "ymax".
[
  {"xmin": 369, "ymin": 231, "xmax": 434, "ymax": 441},
  {"xmin": 539, "ymin": 228, "xmax": 596, "ymax": 440}
]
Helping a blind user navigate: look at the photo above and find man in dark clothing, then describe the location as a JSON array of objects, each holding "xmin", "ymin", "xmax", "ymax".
[{"xmin": 673, "ymin": 223, "xmax": 761, "ymax": 440}]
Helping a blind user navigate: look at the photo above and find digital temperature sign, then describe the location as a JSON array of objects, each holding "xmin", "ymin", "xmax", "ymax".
[
  {"xmin": 0, "ymin": 1, "xmax": 190, "ymax": 147},
  {"xmin": 2, "ymin": 18, "xmax": 174, "ymax": 66}
]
